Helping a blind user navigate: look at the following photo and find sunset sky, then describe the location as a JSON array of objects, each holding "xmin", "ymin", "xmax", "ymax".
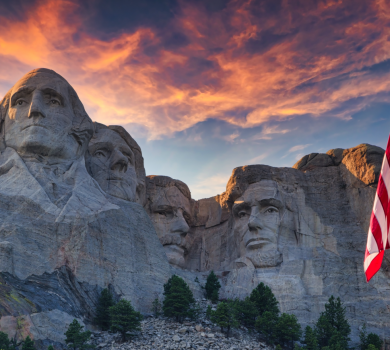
[{"xmin": 1, "ymin": 0, "xmax": 390, "ymax": 199}]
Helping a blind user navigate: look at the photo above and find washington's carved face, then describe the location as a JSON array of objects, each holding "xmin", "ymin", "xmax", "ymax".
[
  {"xmin": 149, "ymin": 186, "xmax": 191, "ymax": 268},
  {"xmin": 5, "ymin": 73, "xmax": 80, "ymax": 160},
  {"xmin": 88, "ymin": 128, "xmax": 137, "ymax": 201},
  {"xmin": 232, "ymin": 180, "xmax": 283, "ymax": 268}
]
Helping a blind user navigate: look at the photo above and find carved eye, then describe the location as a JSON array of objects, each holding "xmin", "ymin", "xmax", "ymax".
[
  {"xmin": 94, "ymin": 150, "xmax": 106, "ymax": 158},
  {"xmin": 51, "ymin": 99, "xmax": 60, "ymax": 105},
  {"xmin": 238, "ymin": 211, "xmax": 247, "ymax": 218},
  {"xmin": 265, "ymin": 207, "xmax": 278, "ymax": 214},
  {"xmin": 17, "ymin": 100, "xmax": 25, "ymax": 106}
]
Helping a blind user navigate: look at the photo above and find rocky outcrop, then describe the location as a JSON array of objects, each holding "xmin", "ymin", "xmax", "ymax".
[
  {"xmin": 145, "ymin": 143, "xmax": 388, "ymax": 345},
  {"xmin": 0, "ymin": 69, "xmax": 171, "ymax": 347}
]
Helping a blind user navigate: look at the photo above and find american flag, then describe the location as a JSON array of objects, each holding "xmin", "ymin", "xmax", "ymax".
[{"xmin": 364, "ymin": 134, "xmax": 390, "ymax": 282}]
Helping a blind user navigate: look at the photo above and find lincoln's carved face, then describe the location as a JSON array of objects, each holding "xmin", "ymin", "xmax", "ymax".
[
  {"xmin": 232, "ymin": 180, "xmax": 283, "ymax": 268},
  {"xmin": 88, "ymin": 128, "xmax": 137, "ymax": 201},
  {"xmin": 5, "ymin": 72, "xmax": 81, "ymax": 160},
  {"xmin": 148, "ymin": 186, "xmax": 191, "ymax": 268}
]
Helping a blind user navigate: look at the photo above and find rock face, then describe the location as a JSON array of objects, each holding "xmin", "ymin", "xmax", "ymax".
[
  {"xmin": 1, "ymin": 67, "xmax": 389, "ymax": 348},
  {"xmin": 145, "ymin": 143, "xmax": 389, "ymax": 344},
  {"xmin": 0, "ymin": 69, "xmax": 170, "ymax": 347}
]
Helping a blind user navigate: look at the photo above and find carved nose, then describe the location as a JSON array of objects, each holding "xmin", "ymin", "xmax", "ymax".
[
  {"xmin": 171, "ymin": 210, "xmax": 190, "ymax": 236},
  {"xmin": 28, "ymin": 94, "xmax": 46, "ymax": 119},
  {"xmin": 110, "ymin": 150, "xmax": 128, "ymax": 173},
  {"xmin": 248, "ymin": 209, "xmax": 264, "ymax": 231}
]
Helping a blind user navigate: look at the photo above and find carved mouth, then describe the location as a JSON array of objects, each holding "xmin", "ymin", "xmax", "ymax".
[
  {"xmin": 245, "ymin": 237, "xmax": 272, "ymax": 249},
  {"xmin": 22, "ymin": 124, "xmax": 47, "ymax": 131}
]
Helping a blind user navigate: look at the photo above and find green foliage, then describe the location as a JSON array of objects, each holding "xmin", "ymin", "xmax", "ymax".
[
  {"xmin": 315, "ymin": 296, "xmax": 351, "ymax": 350},
  {"xmin": 205, "ymin": 271, "xmax": 221, "ymax": 301},
  {"xmin": 206, "ymin": 305, "xmax": 212, "ymax": 320},
  {"xmin": 210, "ymin": 300, "xmax": 239, "ymax": 338},
  {"xmin": 360, "ymin": 325, "xmax": 382, "ymax": 350},
  {"xmin": 195, "ymin": 277, "xmax": 200, "ymax": 283},
  {"xmin": 151, "ymin": 298, "xmax": 162, "ymax": 317},
  {"xmin": 47, "ymin": 345, "xmax": 54, "ymax": 350},
  {"xmin": 64, "ymin": 319, "xmax": 93, "ymax": 350},
  {"xmin": 249, "ymin": 282, "xmax": 279, "ymax": 317},
  {"xmin": 276, "ymin": 345, "xmax": 282, "ymax": 350},
  {"xmin": 233, "ymin": 297, "xmax": 258, "ymax": 329},
  {"xmin": 275, "ymin": 313, "xmax": 302, "ymax": 348},
  {"xmin": 302, "ymin": 326, "xmax": 318, "ymax": 350},
  {"xmin": 163, "ymin": 275, "xmax": 195, "ymax": 323},
  {"xmin": 367, "ymin": 333, "xmax": 382, "ymax": 350},
  {"xmin": 94, "ymin": 288, "xmax": 115, "ymax": 331},
  {"xmin": 368, "ymin": 345, "xmax": 378, "ymax": 350},
  {"xmin": 0, "ymin": 331, "xmax": 11, "ymax": 350},
  {"xmin": 109, "ymin": 299, "xmax": 142, "ymax": 342},
  {"xmin": 255, "ymin": 311, "xmax": 279, "ymax": 344},
  {"xmin": 211, "ymin": 289, "xmax": 219, "ymax": 304},
  {"xmin": 21, "ymin": 336, "xmax": 35, "ymax": 350}
]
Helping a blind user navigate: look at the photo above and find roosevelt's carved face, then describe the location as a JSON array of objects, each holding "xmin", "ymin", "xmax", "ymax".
[
  {"xmin": 88, "ymin": 128, "xmax": 137, "ymax": 201},
  {"xmin": 5, "ymin": 73, "xmax": 80, "ymax": 160},
  {"xmin": 149, "ymin": 186, "xmax": 191, "ymax": 268},
  {"xmin": 232, "ymin": 180, "xmax": 283, "ymax": 268}
]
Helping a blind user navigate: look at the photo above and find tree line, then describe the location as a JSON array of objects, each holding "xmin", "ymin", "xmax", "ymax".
[{"xmin": 0, "ymin": 271, "xmax": 383, "ymax": 350}]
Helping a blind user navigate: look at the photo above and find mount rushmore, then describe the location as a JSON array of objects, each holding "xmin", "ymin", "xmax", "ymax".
[{"xmin": 0, "ymin": 68, "xmax": 389, "ymax": 347}]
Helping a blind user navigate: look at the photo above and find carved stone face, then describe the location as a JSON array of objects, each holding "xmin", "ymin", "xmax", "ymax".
[
  {"xmin": 5, "ymin": 72, "xmax": 80, "ymax": 160},
  {"xmin": 148, "ymin": 186, "xmax": 191, "ymax": 268},
  {"xmin": 232, "ymin": 180, "xmax": 283, "ymax": 268},
  {"xmin": 88, "ymin": 128, "xmax": 137, "ymax": 201}
]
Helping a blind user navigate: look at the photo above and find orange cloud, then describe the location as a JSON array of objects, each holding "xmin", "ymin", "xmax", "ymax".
[{"xmin": 1, "ymin": 0, "xmax": 390, "ymax": 139}]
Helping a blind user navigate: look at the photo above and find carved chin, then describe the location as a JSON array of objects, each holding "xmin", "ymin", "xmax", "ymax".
[
  {"xmin": 164, "ymin": 245, "xmax": 185, "ymax": 268},
  {"xmin": 247, "ymin": 250, "xmax": 283, "ymax": 268},
  {"xmin": 106, "ymin": 180, "xmax": 136, "ymax": 202}
]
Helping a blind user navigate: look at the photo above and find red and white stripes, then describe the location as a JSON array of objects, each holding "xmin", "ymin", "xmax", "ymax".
[{"xmin": 364, "ymin": 134, "xmax": 390, "ymax": 282}]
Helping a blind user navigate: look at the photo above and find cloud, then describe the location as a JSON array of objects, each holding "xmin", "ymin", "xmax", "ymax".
[
  {"xmin": 252, "ymin": 124, "xmax": 294, "ymax": 140},
  {"xmin": 288, "ymin": 144, "xmax": 312, "ymax": 153},
  {"xmin": 1, "ymin": 0, "xmax": 390, "ymax": 141}
]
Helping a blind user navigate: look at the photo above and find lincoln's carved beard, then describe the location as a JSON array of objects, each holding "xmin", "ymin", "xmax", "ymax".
[{"xmin": 246, "ymin": 249, "xmax": 283, "ymax": 268}]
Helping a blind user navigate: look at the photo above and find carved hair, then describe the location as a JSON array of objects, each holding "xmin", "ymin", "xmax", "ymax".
[
  {"xmin": 0, "ymin": 68, "xmax": 93, "ymax": 151},
  {"xmin": 146, "ymin": 175, "xmax": 191, "ymax": 201}
]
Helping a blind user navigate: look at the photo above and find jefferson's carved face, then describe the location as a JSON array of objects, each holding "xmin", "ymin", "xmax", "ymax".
[
  {"xmin": 88, "ymin": 128, "xmax": 137, "ymax": 201},
  {"xmin": 232, "ymin": 180, "xmax": 283, "ymax": 268},
  {"xmin": 149, "ymin": 186, "xmax": 191, "ymax": 268},
  {"xmin": 5, "ymin": 73, "xmax": 80, "ymax": 160}
]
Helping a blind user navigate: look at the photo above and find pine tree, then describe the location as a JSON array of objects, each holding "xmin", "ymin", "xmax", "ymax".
[
  {"xmin": 315, "ymin": 296, "xmax": 351, "ymax": 350},
  {"xmin": 249, "ymin": 282, "xmax": 279, "ymax": 317},
  {"xmin": 0, "ymin": 331, "xmax": 10, "ymax": 350},
  {"xmin": 275, "ymin": 313, "xmax": 302, "ymax": 349},
  {"xmin": 94, "ymin": 288, "xmax": 115, "ymax": 331},
  {"xmin": 22, "ymin": 336, "xmax": 35, "ymax": 350},
  {"xmin": 367, "ymin": 333, "xmax": 382, "ymax": 350},
  {"xmin": 302, "ymin": 326, "xmax": 318, "ymax": 350},
  {"xmin": 367, "ymin": 345, "xmax": 377, "ymax": 350},
  {"xmin": 151, "ymin": 298, "xmax": 162, "ymax": 317},
  {"xmin": 163, "ymin": 275, "xmax": 195, "ymax": 323},
  {"xmin": 109, "ymin": 299, "xmax": 142, "ymax": 342},
  {"xmin": 205, "ymin": 271, "xmax": 221, "ymax": 301},
  {"xmin": 206, "ymin": 305, "xmax": 212, "ymax": 320},
  {"xmin": 360, "ymin": 324, "xmax": 368, "ymax": 350},
  {"xmin": 255, "ymin": 311, "xmax": 279, "ymax": 344},
  {"xmin": 48, "ymin": 345, "xmax": 54, "ymax": 350},
  {"xmin": 64, "ymin": 319, "xmax": 93, "ymax": 350},
  {"xmin": 210, "ymin": 300, "xmax": 239, "ymax": 338},
  {"xmin": 234, "ymin": 297, "xmax": 258, "ymax": 329}
]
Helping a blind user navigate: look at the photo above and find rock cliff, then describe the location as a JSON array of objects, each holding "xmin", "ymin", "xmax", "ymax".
[
  {"xmin": 146, "ymin": 144, "xmax": 389, "ymax": 344},
  {"xmin": 0, "ymin": 67, "xmax": 388, "ymax": 348}
]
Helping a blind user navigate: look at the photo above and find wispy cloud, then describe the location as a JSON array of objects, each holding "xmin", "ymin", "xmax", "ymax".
[
  {"xmin": 288, "ymin": 144, "xmax": 312, "ymax": 153},
  {"xmin": 1, "ymin": 0, "xmax": 390, "ymax": 141}
]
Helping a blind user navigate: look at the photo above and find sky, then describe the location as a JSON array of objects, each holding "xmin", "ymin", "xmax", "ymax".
[{"xmin": 0, "ymin": 0, "xmax": 390, "ymax": 199}]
